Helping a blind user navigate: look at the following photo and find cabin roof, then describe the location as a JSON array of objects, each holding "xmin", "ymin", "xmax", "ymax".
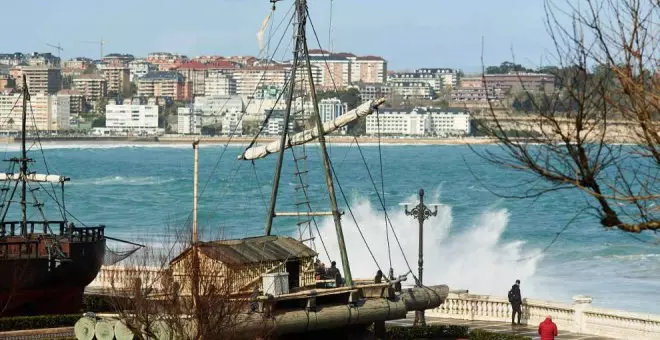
[{"xmin": 170, "ymin": 235, "xmax": 317, "ymax": 266}]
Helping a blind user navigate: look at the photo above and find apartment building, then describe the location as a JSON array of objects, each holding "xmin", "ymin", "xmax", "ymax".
[
  {"xmin": 425, "ymin": 107, "xmax": 471, "ymax": 136},
  {"xmin": 318, "ymin": 98, "xmax": 348, "ymax": 134},
  {"xmin": 57, "ymin": 89, "xmax": 84, "ymax": 118},
  {"xmin": 61, "ymin": 58, "xmax": 92, "ymax": 78},
  {"xmin": 265, "ymin": 109, "xmax": 295, "ymax": 135},
  {"xmin": 177, "ymin": 107, "xmax": 202, "ymax": 135},
  {"xmin": 310, "ymin": 55, "xmax": 351, "ymax": 89},
  {"xmin": 102, "ymin": 54, "xmax": 135, "ymax": 66},
  {"xmin": 388, "ymin": 81, "xmax": 434, "ymax": 99},
  {"xmin": 451, "ymin": 86, "xmax": 505, "ymax": 102},
  {"xmin": 16, "ymin": 66, "xmax": 62, "ymax": 95},
  {"xmin": 389, "ymin": 68, "xmax": 457, "ymax": 92},
  {"xmin": 72, "ymin": 74, "xmax": 108, "ymax": 101},
  {"xmin": 232, "ymin": 65, "xmax": 290, "ymax": 96},
  {"xmin": 193, "ymin": 95, "xmax": 244, "ymax": 127},
  {"xmin": 350, "ymin": 82, "xmax": 392, "ymax": 101},
  {"xmin": 365, "ymin": 107, "xmax": 470, "ymax": 136},
  {"xmin": 204, "ymin": 71, "xmax": 236, "ymax": 96},
  {"xmin": 351, "ymin": 56, "xmax": 387, "ymax": 84},
  {"xmin": 128, "ymin": 60, "xmax": 157, "ymax": 82},
  {"xmin": 0, "ymin": 93, "xmax": 70, "ymax": 131},
  {"xmin": 366, "ymin": 108, "xmax": 427, "ymax": 135},
  {"xmin": 137, "ymin": 71, "xmax": 187, "ymax": 100},
  {"xmin": 483, "ymin": 73, "xmax": 556, "ymax": 93},
  {"xmin": 105, "ymin": 104, "xmax": 159, "ymax": 132},
  {"xmin": 99, "ymin": 64, "xmax": 131, "ymax": 96},
  {"xmin": 145, "ymin": 52, "xmax": 188, "ymax": 71}
]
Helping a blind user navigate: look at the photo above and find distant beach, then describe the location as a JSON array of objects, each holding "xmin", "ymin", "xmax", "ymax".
[{"xmin": 4, "ymin": 135, "xmax": 501, "ymax": 146}]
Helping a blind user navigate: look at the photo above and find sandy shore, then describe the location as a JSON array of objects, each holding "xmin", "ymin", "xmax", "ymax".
[{"xmin": 156, "ymin": 136, "xmax": 501, "ymax": 145}]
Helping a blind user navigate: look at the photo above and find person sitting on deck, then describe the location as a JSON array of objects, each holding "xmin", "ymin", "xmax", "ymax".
[
  {"xmin": 374, "ymin": 270, "xmax": 383, "ymax": 283},
  {"xmin": 325, "ymin": 261, "xmax": 342, "ymax": 286}
]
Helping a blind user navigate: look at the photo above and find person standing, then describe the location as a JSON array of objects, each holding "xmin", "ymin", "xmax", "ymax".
[
  {"xmin": 538, "ymin": 315, "xmax": 558, "ymax": 340},
  {"xmin": 508, "ymin": 279, "xmax": 522, "ymax": 325}
]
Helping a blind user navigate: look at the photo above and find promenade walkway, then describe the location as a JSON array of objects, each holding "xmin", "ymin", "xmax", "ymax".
[{"xmin": 387, "ymin": 314, "xmax": 616, "ymax": 340}]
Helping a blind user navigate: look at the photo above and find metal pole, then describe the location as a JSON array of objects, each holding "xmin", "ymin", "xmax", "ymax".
[
  {"xmin": 264, "ymin": 0, "xmax": 302, "ymax": 236},
  {"xmin": 192, "ymin": 139, "xmax": 200, "ymax": 243},
  {"xmin": 417, "ymin": 189, "xmax": 424, "ymax": 291},
  {"xmin": 299, "ymin": 0, "xmax": 352, "ymax": 286},
  {"xmin": 404, "ymin": 188, "xmax": 438, "ymax": 327},
  {"xmin": 20, "ymin": 75, "xmax": 28, "ymax": 235}
]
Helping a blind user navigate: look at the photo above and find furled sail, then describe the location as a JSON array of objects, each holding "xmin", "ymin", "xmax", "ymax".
[
  {"xmin": 0, "ymin": 173, "xmax": 69, "ymax": 183},
  {"xmin": 238, "ymin": 98, "xmax": 386, "ymax": 161}
]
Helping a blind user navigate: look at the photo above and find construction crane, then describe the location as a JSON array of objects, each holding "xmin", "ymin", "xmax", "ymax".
[
  {"xmin": 81, "ymin": 39, "xmax": 107, "ymax": 60},
  {"xmin": 46, "ymin": 43, "xmax": 63, "ymax": 58}
]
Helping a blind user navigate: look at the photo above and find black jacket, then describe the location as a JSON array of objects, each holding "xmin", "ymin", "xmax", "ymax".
[{"xmin": 509, "ymin": 284, "xmax": 522, "ymax": 304}]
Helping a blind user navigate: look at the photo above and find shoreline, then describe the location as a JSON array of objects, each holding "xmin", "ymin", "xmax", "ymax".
[
  {"xmin": 1, "ymin": 135, "xmax": 639, "ymax": 145},
  {"xmin": 1, "ymin": 136, "xmax": 504, "ymax": 146}
]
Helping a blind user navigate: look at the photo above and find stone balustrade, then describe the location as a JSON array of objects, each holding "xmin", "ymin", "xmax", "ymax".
[
  {"xmin": 88, "ymin": 265, "xmax": 166, "ymax": 292},
  {"xmin": 427, "ymin": 290, "xmax": 660, "ymax": 339}
]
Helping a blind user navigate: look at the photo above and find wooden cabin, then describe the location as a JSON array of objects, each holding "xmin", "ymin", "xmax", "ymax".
[{"xmin": 169, "ymin": 236, "xmax": 317, "ymax": 295}]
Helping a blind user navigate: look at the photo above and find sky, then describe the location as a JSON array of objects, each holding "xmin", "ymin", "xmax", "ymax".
[{"xmin": 2, "ymin": 0, "xmax": 564, "ymax": 72}]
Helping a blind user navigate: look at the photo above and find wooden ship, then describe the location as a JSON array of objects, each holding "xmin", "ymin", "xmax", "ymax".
[
  {"xmin": 166, "ymin": 0, "xmax": 449, "ymax": 337},
  {"xmin": 0, "ymin": 75, "xmax": 107, "ymax": 316}
]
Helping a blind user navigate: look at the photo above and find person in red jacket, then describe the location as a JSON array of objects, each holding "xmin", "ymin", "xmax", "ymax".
[{"xmin": 538, "ymin": 315, "xmax": 558, "ymax": 340}]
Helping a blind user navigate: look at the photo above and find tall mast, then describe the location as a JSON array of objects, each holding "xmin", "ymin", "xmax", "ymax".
[
  {"xmin": 264, "ymin": 0, "xmax": 353, "ymax": 286},
  {"xmin": 264, "ymin": 0, "xmax": 302, "ymax": 235},
  {"xmin": 298, "ymin": 1, "xmax": 352, "ymax": 286},
  {"xmin": 20, "ymin": 74, "xmax": 29, "ymax": 235}
]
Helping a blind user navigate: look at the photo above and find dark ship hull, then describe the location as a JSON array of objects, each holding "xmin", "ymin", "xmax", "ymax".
[{"xmin": 0, "ymin": 222, "xmax": 106, "ymax": 316}]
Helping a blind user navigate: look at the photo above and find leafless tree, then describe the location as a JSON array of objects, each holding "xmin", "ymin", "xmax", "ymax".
[
  {"xmin": 473, "ymin": 0, "xmax": 658, "ymax": 233},
  {"xmin": 104, "ymin": 226, "xmax": 271, "ymax": 339}
]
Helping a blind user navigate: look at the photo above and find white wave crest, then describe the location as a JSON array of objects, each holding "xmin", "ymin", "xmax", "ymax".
[
  {"xmin": 313, "ymin": 192, "xmax": 543, "ymax": 297},
  {"xmin": 71, "ymin": 176, "xmax": 176, "ymax": 186}
]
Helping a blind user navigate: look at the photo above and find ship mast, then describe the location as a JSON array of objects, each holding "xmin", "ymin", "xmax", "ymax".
[
  {"xmin": 264, "ymin": 0, "xmax": 353, "ymax": 286},
  {"xmin": 20, "ymin": 74, "xmax": 29, "ymax": 235}
]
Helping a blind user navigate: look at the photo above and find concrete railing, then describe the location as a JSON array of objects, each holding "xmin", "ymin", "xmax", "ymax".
[
  {"xmin": 427, "ymin": 290, "xmax": 660, "ymax": 339},
  {"xmin": 88, "ymin": 265, "xmax": 166, "ymax": 292}
]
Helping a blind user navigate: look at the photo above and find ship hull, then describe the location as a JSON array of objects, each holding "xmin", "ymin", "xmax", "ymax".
[{"xmin": 0, "ymin": 239, "xmax": 106, "ymax": 316}]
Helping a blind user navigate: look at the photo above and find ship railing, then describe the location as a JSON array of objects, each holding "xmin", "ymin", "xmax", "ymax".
[
  {"xmin": 0, "ymin": 221, "xmax": 105, "ymax": 242},
  {"xmin": 70, "ymin": 226, "xmax": 105, "ymax": 242},
  {"xmin": 0, "ymin": 239, "xmax": 40, "ymax": 259}
]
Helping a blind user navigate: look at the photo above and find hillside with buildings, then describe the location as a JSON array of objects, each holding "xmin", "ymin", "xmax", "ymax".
[{"xmin": 0, "ymin": 50, "xmax": 560, "ymax": 139}]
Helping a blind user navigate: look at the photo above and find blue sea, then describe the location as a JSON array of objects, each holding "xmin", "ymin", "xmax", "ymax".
[{"xmin": 8, "ymin": 142, "xmax": 660, "ymax": 315}]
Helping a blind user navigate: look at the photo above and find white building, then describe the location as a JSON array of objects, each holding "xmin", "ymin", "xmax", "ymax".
[
  {"xmin": 177, "ymin": 107, "xmax": 202, "ymax": 135},
  {"xmin": 265, "ymin": 109, "xmax": 295, "ymax": 135},
  {"xmin": 128, "ymin": 60, "xmax": 158, "ymax": 82},
  {"xmin": 366, "ymin": 108, "xmax": 428, "ymax": 136},
  {"xmin": 388, "ymin": 81, "xmax": 434, "ymax": 99},
  {"xmin": 105, "ymin": 104, "xmax": 159, "ymax": 133},
  {"xmin": 204, "ymin": 71, "xmax": 236, "ymax": 96},
  {"xmin": 0, "ymin": 93, "xmax": 70, "ymax": 131},
  {"xmin": 221, "ymin": 111, "xmax": 243, "ymax": 135},
  {"xmin": 193, "ymin": 96, "xmax": 244, "ymax": 126},
  {"xmin": 426, "ymin": 108, "xmax": 471, "ymax": 136},
  {"xmin": 318, "ymin": 98, "xmax": 348, "ymax": 134},
  {"xmin": 365, "ymin": 107, "xmax": 470, "ymax": 136}
]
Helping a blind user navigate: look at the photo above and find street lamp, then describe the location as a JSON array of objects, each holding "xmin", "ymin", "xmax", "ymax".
[{"xmin": 401, "ymin": 188, "xmax": 439, "ymax": 326}]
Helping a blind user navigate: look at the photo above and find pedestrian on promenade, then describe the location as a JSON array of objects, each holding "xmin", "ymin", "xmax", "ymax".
[
  {"xmin": 508, "ymin": 279, "xmax": 522, "ymax": 325},
  {"xmin": 538, "ymin": 315, "xmax": 558, "ymax": 340}
]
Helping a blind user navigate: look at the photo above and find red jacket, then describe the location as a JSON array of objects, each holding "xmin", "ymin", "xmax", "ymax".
[{"xmin": 538, "ymin": 318, "xmax": 558, "ymax": 340}]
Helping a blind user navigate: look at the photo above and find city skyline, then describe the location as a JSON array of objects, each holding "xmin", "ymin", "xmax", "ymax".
[{"xmin": 5, "ymin": 0, "xmax": 562, "ymax": 72}]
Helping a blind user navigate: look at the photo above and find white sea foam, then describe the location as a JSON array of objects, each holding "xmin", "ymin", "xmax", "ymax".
[
  {"xmin": 313, "ymin": 192, "xmax": 544, "ymax": 297},
  {"xmin": 71, "ymin": 176, "xmax": 177, "ymax": 186}
]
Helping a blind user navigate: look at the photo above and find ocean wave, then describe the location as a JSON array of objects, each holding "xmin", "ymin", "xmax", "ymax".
[{"xmin": 70, "ymin": 176, "xmax": 177, "ymax": 186}]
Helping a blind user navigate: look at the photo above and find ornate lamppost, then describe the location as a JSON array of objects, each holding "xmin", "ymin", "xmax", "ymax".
[{"xmin": 402, "ymin": 188, "xmax": 438, "ymax": 326}]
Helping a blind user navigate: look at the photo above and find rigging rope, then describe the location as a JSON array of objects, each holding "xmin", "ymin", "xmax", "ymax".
[
  {"xmin": 375, "ymin": 106, "xmax": 392, "ymax": 271},
  {"xmin": 352, "ymin": 136, "xmax": 417, "ymax": 277}
]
